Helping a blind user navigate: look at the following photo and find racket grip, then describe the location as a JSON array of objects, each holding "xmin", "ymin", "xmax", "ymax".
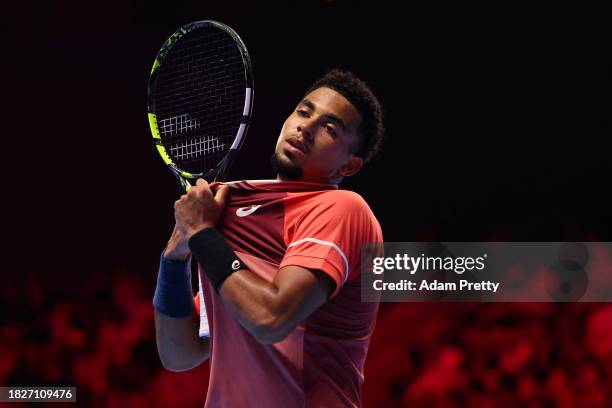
[{"xmin": 198, "ymin": 272, "xmax": 211, "ymax": 338}]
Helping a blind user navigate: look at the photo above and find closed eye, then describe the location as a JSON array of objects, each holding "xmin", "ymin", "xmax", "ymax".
[{"xmin": 324, "ymin": 124, "xmax": 337, "ymax": 137}]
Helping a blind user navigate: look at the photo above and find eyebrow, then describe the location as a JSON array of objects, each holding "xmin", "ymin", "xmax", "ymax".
[{"xmin": 299, "ymin": 98, "xmax": 347, "ymax": 131}]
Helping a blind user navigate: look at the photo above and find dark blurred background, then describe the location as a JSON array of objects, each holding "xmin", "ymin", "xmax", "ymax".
[{"xmin": 2, "ymin": 1, "xmax": 611, "ymax": 406}]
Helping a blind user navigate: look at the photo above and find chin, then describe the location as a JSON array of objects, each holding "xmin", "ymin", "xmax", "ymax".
[{"xmin": 270, "ymin": 152, "xmax": 303, "ymax": 180}]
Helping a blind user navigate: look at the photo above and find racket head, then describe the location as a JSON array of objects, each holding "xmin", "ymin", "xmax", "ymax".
[{"xmin": 147, "ymin": 20, "xmax": 254, "ymax": 189}]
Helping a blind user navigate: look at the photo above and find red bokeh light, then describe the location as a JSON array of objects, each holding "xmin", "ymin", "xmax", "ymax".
[{"xmin": 1, "ymin": 268, "xmax": 611, "ymax": 406}]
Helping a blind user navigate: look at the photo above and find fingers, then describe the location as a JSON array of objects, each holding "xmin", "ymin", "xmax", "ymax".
[
  {"xmin": 214, "ymin": 184, "xmax": 230, "ymax": 208},
  {"xmin": 195, "ymin": 178, "xmax": 212, "ymax": 196},
  {"xmin": 180, "ymin": 178, "xmax": 211, "ymax": 203}
]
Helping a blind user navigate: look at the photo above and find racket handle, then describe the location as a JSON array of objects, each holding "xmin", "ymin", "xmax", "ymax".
[{"xmin": 198, "ymin": 271, "xmax": 210, "ymax": 338}]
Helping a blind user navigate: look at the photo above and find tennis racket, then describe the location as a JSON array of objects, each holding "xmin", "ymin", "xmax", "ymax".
[
  {"xmin": 148, "ymin": 21, "xmax": 253, "ymax": 338},
  {"xmin": 147, "ymin": 20, "xmax": 254, "ymax": 191}
]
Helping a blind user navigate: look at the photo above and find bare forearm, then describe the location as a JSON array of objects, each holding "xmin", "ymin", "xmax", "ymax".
[
  {"xmin": 217, "ymin": 266, "xmax": 332, "ymax": 344},
  {"xmin": 218, "ymin": 271, "xmax": 286, "ymax": 343},
  {"xmin": 186, "ymin": 227, "xmax": 333, "ymax": 345},
  {"xmin": 154, "ymin": 309, "xmax": 210, "ymax": 371},
  {"xmin": 164, "ymin": 225, "xmax": 191, "ymax": 261}
]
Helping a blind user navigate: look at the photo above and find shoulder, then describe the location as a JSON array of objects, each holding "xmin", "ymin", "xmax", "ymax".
[
  {"xmin": 311, "ymin": 189, "xmax": 372, "ymax": 213},
  {"xmin": 285, "ymin": 189, "xmax": 380, "ymax": 234},
  {"xmin": 304, "ymin": 190, "xmax": 380, "ymax": 234}
]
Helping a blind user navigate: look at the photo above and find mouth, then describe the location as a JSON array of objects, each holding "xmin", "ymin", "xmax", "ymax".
[{"xmin": 287, "ymin": 138, "xmax": 307, "ymax": 154}]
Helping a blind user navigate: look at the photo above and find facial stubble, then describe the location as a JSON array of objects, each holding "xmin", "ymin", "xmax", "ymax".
[{"xmin": 270, "ymin": 151, "xmax": 303, "ymax": 180}]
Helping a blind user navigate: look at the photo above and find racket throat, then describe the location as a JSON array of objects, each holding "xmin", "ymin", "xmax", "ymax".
[
  {"xmin": 169, "ymin": 148, "xmax": 239, "ymax": 190},
  {"xmin": 207, "ymin": 148, "xmax": 240, "ymax": 182}
]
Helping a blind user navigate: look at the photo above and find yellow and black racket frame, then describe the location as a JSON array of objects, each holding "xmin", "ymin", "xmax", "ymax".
[{"xmin": 147, "ymin": 20, "xmax": 254, "ymax": 191}]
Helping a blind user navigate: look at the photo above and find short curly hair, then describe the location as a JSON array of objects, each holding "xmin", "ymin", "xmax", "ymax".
[{"xmin": 305, "ymin": 69, "xmax": 384, "ymax": 164}]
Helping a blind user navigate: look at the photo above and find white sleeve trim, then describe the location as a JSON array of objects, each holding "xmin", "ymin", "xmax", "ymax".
[{"xmin": 287, "ymin": 237, "xmax": 350, "ymax": 284}]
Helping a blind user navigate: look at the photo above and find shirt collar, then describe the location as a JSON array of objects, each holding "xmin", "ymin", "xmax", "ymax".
[{"xmin": 212, "ymin": 179, "xmax": 338, "ymax": 192}]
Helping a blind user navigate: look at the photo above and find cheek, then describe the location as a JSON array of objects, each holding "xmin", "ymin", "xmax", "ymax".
[
  {"xmin": 311, "ymin": 142, "xmax": 347, "ymax": 168},
  {"xmin": 276, "ymin": 121, "xmax": 290, "ymax": 150}
]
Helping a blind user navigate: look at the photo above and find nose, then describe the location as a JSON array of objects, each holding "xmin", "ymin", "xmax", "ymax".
[
  {"xmin": 297, "ymin": 119, "xmax": 315, "ymax": 143},
  {"xmin": 297, "ymin": 121, "xmax": 314, "ymax": 143}
]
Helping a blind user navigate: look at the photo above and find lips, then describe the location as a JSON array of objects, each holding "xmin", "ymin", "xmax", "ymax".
[{"xmin": 287, "ymin": 138, "xmax": 307, "ymax": 154}]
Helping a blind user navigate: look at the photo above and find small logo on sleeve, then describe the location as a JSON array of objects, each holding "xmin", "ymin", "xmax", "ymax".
[
  {"xmin": 236, "ymin": 205, "xmax": 262, "ymax": 217},
  {"xmin": 232, "ymin": 260, "xmax": 241, "ymax": 270}
]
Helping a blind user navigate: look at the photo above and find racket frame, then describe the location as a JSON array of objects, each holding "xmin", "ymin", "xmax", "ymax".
[{"xmin": 147, "ymin": 20, "xmax": 254, "ymax": 190}]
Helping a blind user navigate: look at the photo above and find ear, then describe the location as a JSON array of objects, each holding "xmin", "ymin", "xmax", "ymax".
[{"xmin": 337, "ymin": 155, "xmax": 364, "ymax": 177}]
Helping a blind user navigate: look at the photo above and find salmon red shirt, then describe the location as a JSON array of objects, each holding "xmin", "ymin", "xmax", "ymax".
[{"xmin": 194, "ymin": 180, "xmax": 383, "ymax": 408}]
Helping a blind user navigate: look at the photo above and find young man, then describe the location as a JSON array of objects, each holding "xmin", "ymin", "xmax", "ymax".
[{"xmin": 153, "ymin": 69, "xmax": 384, "ymax": 407}]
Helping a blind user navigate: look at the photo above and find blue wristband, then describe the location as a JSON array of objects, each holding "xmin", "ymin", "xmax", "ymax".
[{"xmin": 153, "ymin": 251, "xmax": 195, "ymax": 318}]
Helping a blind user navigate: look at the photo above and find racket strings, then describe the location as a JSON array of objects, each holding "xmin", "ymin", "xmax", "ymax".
[{"xmin": 154, "ymin": 27, "xmax": 247, "ymax": 175}]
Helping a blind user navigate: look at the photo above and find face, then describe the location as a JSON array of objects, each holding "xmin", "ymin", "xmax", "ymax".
[{"xmin": 272, "ymin": 87, "xmax": 364, "ymax": 183}]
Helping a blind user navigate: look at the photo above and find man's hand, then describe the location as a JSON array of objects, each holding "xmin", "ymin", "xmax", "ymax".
[{"xmin": 174, "ymin": 179, "xmax": 230, "ymax": 238}]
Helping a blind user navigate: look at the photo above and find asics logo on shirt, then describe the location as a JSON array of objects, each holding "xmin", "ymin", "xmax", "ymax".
[{"xmin": 236, "ymin": 205, "xmax": 262, "ymax": 217}]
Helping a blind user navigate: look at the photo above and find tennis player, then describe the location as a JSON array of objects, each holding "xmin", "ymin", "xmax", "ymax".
[{"xmin": 153, "ymin": 69, "xmax": 384, "ymax": 407}]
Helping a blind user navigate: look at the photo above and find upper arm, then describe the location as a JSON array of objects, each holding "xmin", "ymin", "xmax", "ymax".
[{"xmin": 281, "ymin": 191, "xmax": 383, "ymax": 297}]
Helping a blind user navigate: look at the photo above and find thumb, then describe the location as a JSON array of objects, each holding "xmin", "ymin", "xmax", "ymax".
[{"xmin": 214, "ymin": 184, "xmax": 230, "ymax": 207}]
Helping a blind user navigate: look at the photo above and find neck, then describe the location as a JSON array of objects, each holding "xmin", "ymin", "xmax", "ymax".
[{"xmin": 275, "ymin": 173, "xmax": 342, "ymax": 185}]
